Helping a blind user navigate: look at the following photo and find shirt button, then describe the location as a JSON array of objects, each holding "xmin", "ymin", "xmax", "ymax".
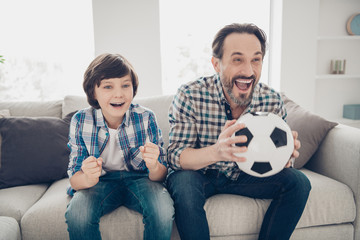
[{"xmin": 227, "ymin": 110, "xmax": 230, "ymax": 113}]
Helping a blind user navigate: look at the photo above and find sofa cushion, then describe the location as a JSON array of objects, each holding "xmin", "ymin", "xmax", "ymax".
[
  {"xmin": 19, "ymin": 169, "xmax": 355, "ymax": 240},
  {"xmin": 204, "ymin": 169, "xmax": 355, "ymax": 237},
  {"xmin": 0, "ymin": 109, "xmax": 10, "ymax": 168},
  {"xmin": 0, "ymin": 183, "xmax": 49, "ymax": 222},
  {"xmin": 0, "ymin": 113, "xmax": 74, "ymax": 189},
  {"xmin": 282, "ymin": 94, "xmax": 338, "ymax": 168},
  {"xmin": 21, "ymin": 178, "xmax": 145, "ymax": 240},
  {"xmin": 0, "ymin": 216, "xmax": 21, "ymax": 240}
]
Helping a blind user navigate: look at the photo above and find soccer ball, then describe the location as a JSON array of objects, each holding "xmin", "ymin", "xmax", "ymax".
[{"xmin": 232, "ymin": 112, "xmax": 294, "ymax": 177}]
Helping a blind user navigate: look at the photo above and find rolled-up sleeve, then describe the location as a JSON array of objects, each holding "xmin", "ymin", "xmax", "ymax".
[
  {"xmin": 147, "ymin": 111, "xmax": 167, "ymax": 167},
  {"xmin": 67, "ymin": 112, "xmax": 88, "ymax": 178},
  {"xmin": 167, "ymin": 87, "xmax": 198, "ymax": 170}
]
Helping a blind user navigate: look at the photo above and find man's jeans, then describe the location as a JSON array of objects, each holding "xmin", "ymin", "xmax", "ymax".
[
  {"xmin": 65, "ymin": 171, "xmax": 174, "ymax": 240},
  {"xmin": 167, "ymin": 168, "xmax": 311, "ymax": 240}
]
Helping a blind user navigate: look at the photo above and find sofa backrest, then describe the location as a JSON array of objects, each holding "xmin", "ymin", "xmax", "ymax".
[{"xmin": 0, "ymin": 100, "xmax": 62, "ymax": 118}]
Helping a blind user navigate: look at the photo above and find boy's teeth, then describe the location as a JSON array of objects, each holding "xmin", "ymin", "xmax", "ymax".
[{"xmin": 111, "ymin": 103, "xmax": 124, "ymax": 106}]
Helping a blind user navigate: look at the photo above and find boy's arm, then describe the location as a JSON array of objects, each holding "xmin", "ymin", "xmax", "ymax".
[
  {"xmin": 70, "ymin": 156, "xmax": 103, "ymax": 190},
  {"xmin": 68, "ymin": 111, "xmax": 102, "ymax": 190},
  {"xmin": 140, "ymin": 143, "xmax": 167, "ymax": 181}
]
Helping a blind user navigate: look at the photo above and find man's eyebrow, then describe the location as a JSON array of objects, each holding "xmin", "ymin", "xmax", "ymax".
[
  {"xmin": 231, "ymin": 51, "xmax": 263, "ymax": 57},
  {"xmin": 231, "ymin": 52, "xmax": 243, "ymax": 56}
]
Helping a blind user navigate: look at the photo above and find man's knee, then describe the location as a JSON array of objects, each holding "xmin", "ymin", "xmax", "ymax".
[
  {"xmin": 286, "ymin": 168, "xmax": 312, "ymax": 201},
  {"xmin": 167, "ymin": 170, "xmax": 207, "ymax": 207}
]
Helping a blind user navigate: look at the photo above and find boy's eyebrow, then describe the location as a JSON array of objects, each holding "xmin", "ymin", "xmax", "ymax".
[{"xmin": 100, "ymin": 79, "xmax": 112, "ymax": 84}]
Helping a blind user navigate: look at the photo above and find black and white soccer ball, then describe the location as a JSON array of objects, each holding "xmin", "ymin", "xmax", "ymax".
[{"xmin": 232, "ymin": 112, "xmax": 294, "ymax": 177}]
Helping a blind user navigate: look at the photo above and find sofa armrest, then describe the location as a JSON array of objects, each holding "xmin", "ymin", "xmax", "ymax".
[{"xmin": 305, "ymin": 124, "xmax": 360, "ymax": 238}]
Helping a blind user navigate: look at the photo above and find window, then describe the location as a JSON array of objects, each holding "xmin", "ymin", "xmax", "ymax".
[
  {"xmin": 159, "ymin": 0, "xmax": 271, "ymax": 95},
  {"xmin": 0, "ymin": 0, "xmax": 94, "ymax": 101}
]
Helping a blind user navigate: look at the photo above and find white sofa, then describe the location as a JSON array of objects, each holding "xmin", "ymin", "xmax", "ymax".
[{"xmin": 0, "ymin": 94, "xmax": 358, "ymax": 240}]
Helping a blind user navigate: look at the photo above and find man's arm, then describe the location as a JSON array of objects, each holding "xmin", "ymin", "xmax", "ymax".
[{"xmin": 179, "ymin": 120, "xmax": 248, "ymax": 170}]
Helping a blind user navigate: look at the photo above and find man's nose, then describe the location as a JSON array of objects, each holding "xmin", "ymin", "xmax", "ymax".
[{"xmin": 240, "ymin": 61, "xmax": 254, "ymax": 77}]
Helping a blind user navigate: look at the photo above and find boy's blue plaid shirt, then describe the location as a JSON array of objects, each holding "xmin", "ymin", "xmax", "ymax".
[
  {"xmin": 167, "ymin": 74, "xmax": 287, "ymax": 180},
  {"xmin": 67, "ymin": 103, "xmax": 166, "ymax": 196}
]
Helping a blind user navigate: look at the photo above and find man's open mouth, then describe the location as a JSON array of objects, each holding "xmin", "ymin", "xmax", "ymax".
[{"xmin": 234, "ymin": 79, "xmax": 253, "ymax": 91}]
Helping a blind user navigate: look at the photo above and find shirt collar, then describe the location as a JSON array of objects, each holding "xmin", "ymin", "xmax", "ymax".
[
  {"xmin": 94, "ymin": 108, "xmax": 106, "ymax": 127},
  {"xmin": 214, "ymin": 73, "xmax": 228, "ymax": 105},
  {"xmin": 123, "ymin": 104, "xmax": 133, "ymax": 127}
]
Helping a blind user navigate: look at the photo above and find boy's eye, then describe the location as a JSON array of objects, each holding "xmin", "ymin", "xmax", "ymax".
[
  {"xmin": 122, "ymin": 84, "xmax": 130, "ymax": 88},
  {"xmin": 103, "ymin": 85, "xmax": 112, "ymax": 89}
]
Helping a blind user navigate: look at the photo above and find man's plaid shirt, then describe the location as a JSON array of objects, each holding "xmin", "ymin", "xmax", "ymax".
[{"xmin": 167, "ymin": 74, "xmax": 287, "ymax": 180}]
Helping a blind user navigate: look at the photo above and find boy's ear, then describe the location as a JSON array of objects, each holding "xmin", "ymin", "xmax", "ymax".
[{"xmin": 211, "ymin": 56, "xmax": 221, "ymax": 73}]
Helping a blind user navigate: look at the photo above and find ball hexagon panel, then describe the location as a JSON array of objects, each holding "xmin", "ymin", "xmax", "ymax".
[{"xmin": 232, "ymin": 112, "xmax": 294, "ymax": 177}]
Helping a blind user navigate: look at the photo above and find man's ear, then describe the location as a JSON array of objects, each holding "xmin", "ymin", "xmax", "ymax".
[{"xmin": 211, "ymin": 56, "xmax": 220, "ymax": 73}]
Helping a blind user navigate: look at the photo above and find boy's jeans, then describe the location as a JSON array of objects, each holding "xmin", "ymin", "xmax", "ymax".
[
  {"xmin": 65, "ymin": 171, "xmax": 174, "ymax": 240},
  {"xmin": 167, "ymin": 168, "xmax": 311, "ymax": 240}
]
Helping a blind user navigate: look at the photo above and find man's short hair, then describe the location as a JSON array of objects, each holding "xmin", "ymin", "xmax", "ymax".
[{"xmin": 212, "ymin": 23, "xmax": 267, "ymax": 60}]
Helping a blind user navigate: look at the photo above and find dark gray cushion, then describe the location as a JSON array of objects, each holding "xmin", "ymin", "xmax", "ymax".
[
  {"xmin": 282, "ymin": 94, "xmax": 338, "ymax": 168},
  {"xmin": 0, "ymin": 113, "xmax": 74, "ymax": 189}
]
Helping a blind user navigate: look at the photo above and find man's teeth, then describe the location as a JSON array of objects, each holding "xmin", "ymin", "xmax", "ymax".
[
  {"xmin": 236, "ymin": 79, "xmax": 252, "ymax": 84},
  {"xmin": 235, "ymin": 79, "xmax": 253, "ymax": 90}
]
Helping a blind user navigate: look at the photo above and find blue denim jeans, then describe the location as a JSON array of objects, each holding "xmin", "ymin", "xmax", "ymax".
[
  {"xmin": 65, "ymin": 171, "xmax": 174, "ymax": 240},
  {"xmin": 167, "ymin": 168, "xmax": 311, "ymax": 240}
]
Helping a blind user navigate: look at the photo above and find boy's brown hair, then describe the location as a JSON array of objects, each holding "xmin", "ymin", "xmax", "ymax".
[{"xmin": 83, "ymin": 53, "xmax": 139, "ymax": 109}]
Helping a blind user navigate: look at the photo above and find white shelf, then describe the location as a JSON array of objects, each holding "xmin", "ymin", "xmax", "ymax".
[
  {"xmin": 316, "ymin": 74, "xmax": 360, "ymax": 79},
  {"xmin": 318, "ymin": 36, "xmax": 360, "ymax": 40}
]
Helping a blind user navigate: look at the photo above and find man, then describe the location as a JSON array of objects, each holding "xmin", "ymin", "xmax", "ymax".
[{"xmin": 167, "ymin": 23, "xmax": 311, "ymax": 240}]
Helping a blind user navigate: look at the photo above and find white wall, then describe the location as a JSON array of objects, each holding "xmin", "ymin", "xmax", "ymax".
[
  {"xmin": 92, "ymin": 0, "xmax": 360, "ymax": 121},
  {"xmin": 280, "ymin": 0, "xmax": 360, "ymax": 120},
  {"xmin": 92, "ymin": 0, "xmax": 162, "ymax": 99},
  {"xmin": 280, "ymin": 0, "xmax": 319, "ymax": 113}
]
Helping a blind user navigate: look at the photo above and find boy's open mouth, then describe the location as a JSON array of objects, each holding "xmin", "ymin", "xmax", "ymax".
[
  {"xmin": 110, "ymin": 102, "xmax": 125, "ymax": 107},
  {"xmin": 235, "ymin": 79, "xmax": 253, "ymax": 92}
]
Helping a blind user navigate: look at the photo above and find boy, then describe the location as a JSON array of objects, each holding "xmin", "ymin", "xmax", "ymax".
[{"xmin": 65, "ymin": 53, "xmax": 174, "ymax": 240}]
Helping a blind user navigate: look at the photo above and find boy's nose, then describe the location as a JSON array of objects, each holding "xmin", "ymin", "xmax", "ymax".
[{"xmin": 114, "ymin": 88, "xmax": 123, "ymax": 97}]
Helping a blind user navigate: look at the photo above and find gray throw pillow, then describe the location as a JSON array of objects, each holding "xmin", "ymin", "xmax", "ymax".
[
  {"xmin": 0, "ymin": 112, "xmax": 74, "ymax": 189},
  {"xmin": 282, "ymin": 94, "xmax": 338, "ymax": 168}
]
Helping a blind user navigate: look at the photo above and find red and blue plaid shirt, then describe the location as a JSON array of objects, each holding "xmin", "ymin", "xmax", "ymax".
[
  {"xmin": 67, "ymin": 103, "xmax": 166, "ymax": 196},
  {"xmin": 167, "ymin": 74, "xmax": 286, "ymax": 180}
]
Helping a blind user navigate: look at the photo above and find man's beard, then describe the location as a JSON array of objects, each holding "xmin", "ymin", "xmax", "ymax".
[{"xmin": 221, "ymin": 74, "xmax": 255, "ymax": 107}]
